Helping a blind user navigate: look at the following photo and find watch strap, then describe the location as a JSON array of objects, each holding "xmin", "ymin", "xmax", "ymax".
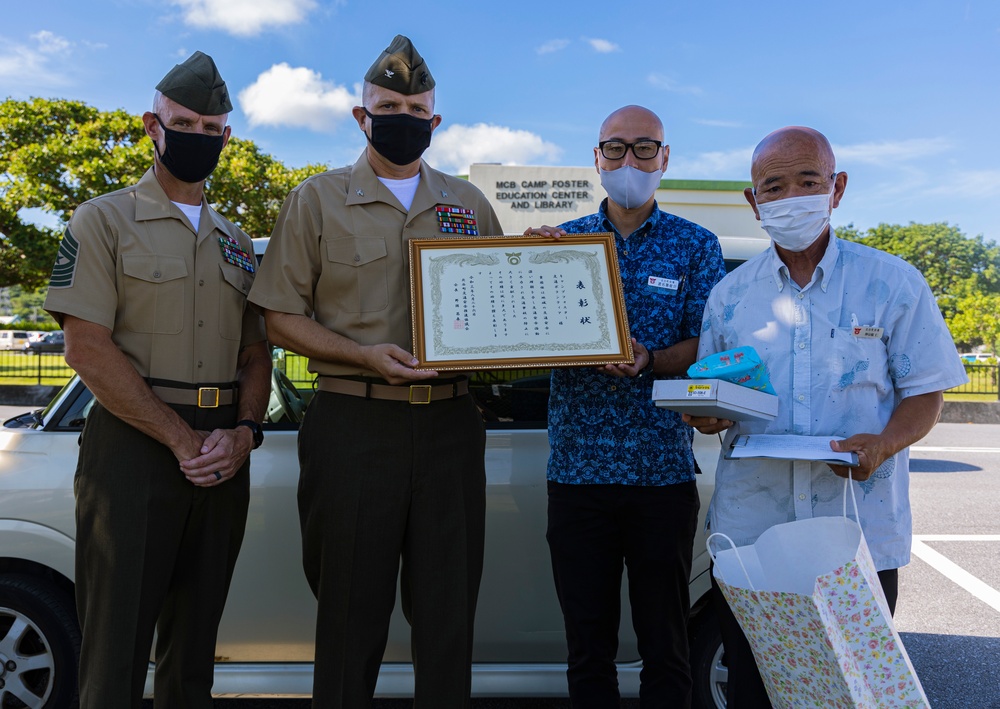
[{"xmin": 235, "ymin": 419, "xmax": 264, "ymax": 449}]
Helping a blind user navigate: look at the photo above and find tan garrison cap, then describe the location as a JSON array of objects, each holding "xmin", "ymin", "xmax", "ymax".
[
  {"xmin": 364, "ymin": 34, "xmax": 435, "ymax": 95},
  {"xmin": 155, "ymin": 51, "xmax": 233, "ymax": 115}
]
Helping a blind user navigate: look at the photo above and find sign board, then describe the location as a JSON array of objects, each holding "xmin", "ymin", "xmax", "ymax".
[{"xmin": 468, "ymin": 165, "xmax": 605, "ymax": 235}]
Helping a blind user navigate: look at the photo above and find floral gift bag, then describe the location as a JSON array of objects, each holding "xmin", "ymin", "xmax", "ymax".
[{"xmin": 708, "ymin": 485, "xmax": 929, "ymax": 708}]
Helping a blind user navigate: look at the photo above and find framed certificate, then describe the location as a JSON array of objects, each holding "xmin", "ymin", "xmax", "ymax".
[{"xmin": 409, "ymin": 232, "xmax": 634, "ymax": 371}]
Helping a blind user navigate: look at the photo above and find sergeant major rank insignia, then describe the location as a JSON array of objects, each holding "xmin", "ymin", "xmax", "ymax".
[
  {"xmin": 436, "ymin": 206, "xmax": 478, "ymax": 235},
  {"xmin": 219, "ymin": 235, "xmax": 255, "ymax": 273},
  {"xmin": 49, "ymin": 228, "xmax": 80, "ymax": 288}
]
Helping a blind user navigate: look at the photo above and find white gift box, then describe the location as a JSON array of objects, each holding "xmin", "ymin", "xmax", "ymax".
[{"xmin": 652, "ymin": 378, "xmax": 778, "ymax": 421}]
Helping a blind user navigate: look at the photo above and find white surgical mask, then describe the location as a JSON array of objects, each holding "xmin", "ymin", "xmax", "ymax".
[
  {"xmin": 756, "ymin": 192, "xmax": 833, "ymax": 251},
  {"xmin": 600, "ymin": 166, "xmax": 662, "ymax": 209}
]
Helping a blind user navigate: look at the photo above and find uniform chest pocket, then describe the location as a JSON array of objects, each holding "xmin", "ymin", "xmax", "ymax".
[
  {"xmin": 121, "ymin": 254, "xmax": 187, "ymax": 334},
  {"xmin": 219, "ymin": 264, "xmax": 253, "ymax": 341},
  {"xmin": 324, "ymin": 237, "xmax": 388, "ymax": 313}
]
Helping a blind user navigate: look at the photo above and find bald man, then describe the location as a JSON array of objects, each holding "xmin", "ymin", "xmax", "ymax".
[
  {"xmin": 529, "ymin": 105, "xmax": 726, "ymax": 708},
  {"xmin": 685, "ymin": 127, "xmax": 966, "ymax": 707}
]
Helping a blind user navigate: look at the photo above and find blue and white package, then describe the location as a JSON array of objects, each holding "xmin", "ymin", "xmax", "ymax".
[{"xmin": 687, "ymin": 346, "xmax": 776, "ymax": 395}]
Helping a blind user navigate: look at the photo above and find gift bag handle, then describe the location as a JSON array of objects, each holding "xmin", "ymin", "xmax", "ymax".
[
  {"xmin": 841, "ymin": 469, "xmax": 861, "ymax": 523},
  {"xmin": 706, "ymin": 532, "xmax": 757, "ymax": 592}
]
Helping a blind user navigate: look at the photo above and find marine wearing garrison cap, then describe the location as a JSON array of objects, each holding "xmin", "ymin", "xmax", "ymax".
[
  {"xmin": 364, "ymin": 33, "xmax": 436, "ymax": 95},
  {"xmin": 156, "ymin": 50, "xmax": 233, "ymax": 115},
  {"xmin": 249, "ymin": 32, "xmax": 501, "ymax": 708},
  {"xmin": 44, "ymin": 49, "xmax": 268, "ymax": 709}
]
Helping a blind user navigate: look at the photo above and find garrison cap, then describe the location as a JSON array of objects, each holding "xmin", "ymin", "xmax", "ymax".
[
  {"xmin": 364, "ymin": 35, "xmax": 435, "ymax": 95},
  {"xmin": 155, "ymin": 51, "xmax": 233, "ymax": 115}
]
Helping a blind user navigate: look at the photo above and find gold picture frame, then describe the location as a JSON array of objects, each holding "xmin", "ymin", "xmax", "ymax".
[{"xmin": 409, "ymin": 232, "xmax": 634, "ymax": 371}]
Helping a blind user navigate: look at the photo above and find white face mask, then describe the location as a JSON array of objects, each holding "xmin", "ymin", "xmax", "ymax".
[
  {"xmin": 755, "ymin": 192, "xmax": 833, "ymax": 252},
  {"xmin": 599, "ymin": 165, "xmax": 662, "ymax": 209}
]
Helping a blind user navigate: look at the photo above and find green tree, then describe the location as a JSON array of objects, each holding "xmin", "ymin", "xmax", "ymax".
[
  {"xmin": 204, "ymin": 137, "xmax": 324, "ymax": 240},
  {"xmin": 8, "ymin": 286, "xmax": 57, "ymax": 326},
  {"xmin": 838, "ymin": 222, "xmax": 1000, "ymax": 321},
  {"xmin": 949, "ymin": 293, "xmax": 1000, "ymax": 354},
  {"xmin": 1, "ymin": 97, "xmax": 325, "ymax": 290},
  {"xmin": 1, "ymin": 98, "xmax": 148, "ymax": 290}
]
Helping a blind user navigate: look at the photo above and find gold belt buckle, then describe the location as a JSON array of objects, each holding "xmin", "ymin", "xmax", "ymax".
[
  {"xmin": 408, "ymin": 384, "xmax": 432, "ymax": 404},
  {"xmin": 197, "ymin": 387, "xmax": 220, "ymax": 408}
]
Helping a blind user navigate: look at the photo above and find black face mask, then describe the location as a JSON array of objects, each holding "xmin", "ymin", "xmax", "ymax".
[
  {"xmin": 364, "ymin": 108, "xmax": 433, "ymax": 166},
  {"xmin": 153, "ymin": 115, "xmax": 225, "ymax": 183}
]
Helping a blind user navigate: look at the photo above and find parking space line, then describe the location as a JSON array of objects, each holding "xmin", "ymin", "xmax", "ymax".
[{"xmin": 911, "ymin": 536, "xmax": 1000, "ymax": 614}]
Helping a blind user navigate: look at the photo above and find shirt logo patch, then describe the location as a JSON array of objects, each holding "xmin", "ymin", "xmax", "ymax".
[
  {"xmin": 49, "ymin": 227, "xmax": 79, "ymax": 288},
  {"xmin": 219, "ymin": 235, "xmax": 255, "ymax": 273},
  {"xmin": 436, "ymin": 206, "xmax": 478, "ymax": 235}
]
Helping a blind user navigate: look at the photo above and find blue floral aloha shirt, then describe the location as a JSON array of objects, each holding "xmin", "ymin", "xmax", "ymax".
[{"xmin": 546, "ymin": 199, "xmax": 725, "ymax": 486}]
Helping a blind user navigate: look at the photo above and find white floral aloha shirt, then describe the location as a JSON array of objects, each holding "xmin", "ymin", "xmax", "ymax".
[{"xmin": 699, "ymin": 232, "xmax": 968, "ymax": 570}]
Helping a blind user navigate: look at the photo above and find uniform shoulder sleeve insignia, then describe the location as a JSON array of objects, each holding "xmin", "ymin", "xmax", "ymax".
[{"xmin": 49, "ymin": 228, "xmax": 80, "ymax": 289}]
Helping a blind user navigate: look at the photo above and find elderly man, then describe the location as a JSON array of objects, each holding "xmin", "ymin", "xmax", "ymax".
[
  {"xmin": 530, "ymin": 105, "xmax": 725, "ymax": 708},
  {"xmin": 43, "ymin": 51, "xmax": 270, "ymax": 708},
  {"xmin": 686, "ymin": 126, "xmax": 967, "ymax": 707},
  {"xmin": 248, "ymin": 35, "xmax": 502, "ymax": 708}
]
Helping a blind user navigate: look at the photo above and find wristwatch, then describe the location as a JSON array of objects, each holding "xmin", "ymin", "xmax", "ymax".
[{"xmin": 235, "ymin": 419, "xmax": 264, "ymax": 449}]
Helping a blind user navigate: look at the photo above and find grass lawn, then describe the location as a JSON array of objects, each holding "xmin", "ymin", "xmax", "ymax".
[
  {"xmin": 943, "ymin": 392, "xmax": 1000, "ymax": 402},
  {"xmin": 0, "ymin": 352, "xmax": 74, "ymax": 385}
]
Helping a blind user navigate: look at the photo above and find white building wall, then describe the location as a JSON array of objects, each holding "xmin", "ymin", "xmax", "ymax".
[{"xmin": 468, "ymin": 164, "xmax": 766, "ymax": 241}]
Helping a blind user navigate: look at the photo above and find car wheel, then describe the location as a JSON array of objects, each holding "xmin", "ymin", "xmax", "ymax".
[
  {"xmin": 0, "ymin": 575, "xmax": 81, "ymax": 709},
  {"xmin": 689, "ymin": 604, "xmax": 727, "ymax": 709}
]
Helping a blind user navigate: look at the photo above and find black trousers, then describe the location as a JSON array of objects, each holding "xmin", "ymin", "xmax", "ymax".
[
  {"xmin": 546, "ymin": 480, "xmax": 700, "ymax": 709},
  {"xmin": 75, "ymin": 402, "xmax": 249, "ymax": 709},
  {"xmin": 297, "ymin": 390, "xmax": 486, "ymax": 709},
  {"xmin": 711, "ymin": 566, "xmax": 900, "ymax": 708}
]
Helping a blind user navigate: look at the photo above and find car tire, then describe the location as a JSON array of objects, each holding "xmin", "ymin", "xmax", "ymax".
[
  {"xmin": 0, "ymin": 574, "xmax": 81, "ymax": 709},
  {"xmin": 689, "ymin": 604, "xmax": 727, "ymax": 709}
]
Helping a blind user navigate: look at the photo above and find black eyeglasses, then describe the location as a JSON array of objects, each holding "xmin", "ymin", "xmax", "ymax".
[{"xmin": 598, "ymin": 139, "xmax": 662, "ymax": 160}]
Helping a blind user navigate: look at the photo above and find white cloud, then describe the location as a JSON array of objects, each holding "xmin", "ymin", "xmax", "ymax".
[
  {"xmin": 31, "ymin": 30, "xmax": 71, "ymax": 54},
  {"xmin": 647, "ymin": 73, "xmax": 703, "ymax": 95},
  {"xmin": 0, "ymin": 31, "xmax": 73, "ymax": 85},
  {"xmin": 424, "ymin": 123, "xmax": 562, "ymax": 174},
  {"xmin": 923, "ymin": 169, "xmax": 1000, "ymax": 199},
  {"xmin": 537, "ymin": 38, "xmax": 570, "ymax": 55},
  {"xmin": 170, "ymin": 0, "xmax": 317, "ymax": 37},
  {"xmin": 832, "ymin": 137, "xmax": 952, "ymax": 166},
  {"xmin": 238, "ymin": 64, "xmax": 360, "ymax": 131},
  {"xmin": 583, "ymin": 37, "xmax": 620, "ymax": 53},
  {"xmin": 669, "ymin": 146, "xmax": 754, "ymax": 180}
]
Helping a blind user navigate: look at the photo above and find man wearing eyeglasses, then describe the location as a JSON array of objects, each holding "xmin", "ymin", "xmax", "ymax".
[{"xmin": 526, "ymin": 105, "xmax": 725, "ymax": 708}]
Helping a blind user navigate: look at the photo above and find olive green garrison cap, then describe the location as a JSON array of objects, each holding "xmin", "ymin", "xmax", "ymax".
[
  {"xmin": 364, "ymin": 34, "xmax": 435, "ymax": 95},
  {"xmin": 155, "ymin": 50, "xmax": 233, "ymax": 115}
]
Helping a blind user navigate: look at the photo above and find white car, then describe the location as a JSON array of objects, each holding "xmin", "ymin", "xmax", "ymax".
[{"xmin": 0, "ymin": 235, "xmax": 768, "ymax": 709}]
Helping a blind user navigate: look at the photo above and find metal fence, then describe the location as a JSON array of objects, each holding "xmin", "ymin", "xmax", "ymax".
[
  {"xmin": 953, "ymin": 363, "xmax": 999, "ymax": 398},
  {"xmin": 0, "ymin": 349, "xmax": 74, "ymax": 384}
]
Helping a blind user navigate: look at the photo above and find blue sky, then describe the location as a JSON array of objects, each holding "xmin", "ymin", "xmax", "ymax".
[{"xmin": 3, "ymin": 0, "xmax": 999, "ymax": 243}]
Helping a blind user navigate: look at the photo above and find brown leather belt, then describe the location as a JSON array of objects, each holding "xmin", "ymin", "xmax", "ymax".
[
  {"xmin": 317, "ymin": 377, "xmax": 468, "ymax": 404},
  {"xmin": 151, "ymin": 384, "xmax": 237, "ymax": 408}
]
